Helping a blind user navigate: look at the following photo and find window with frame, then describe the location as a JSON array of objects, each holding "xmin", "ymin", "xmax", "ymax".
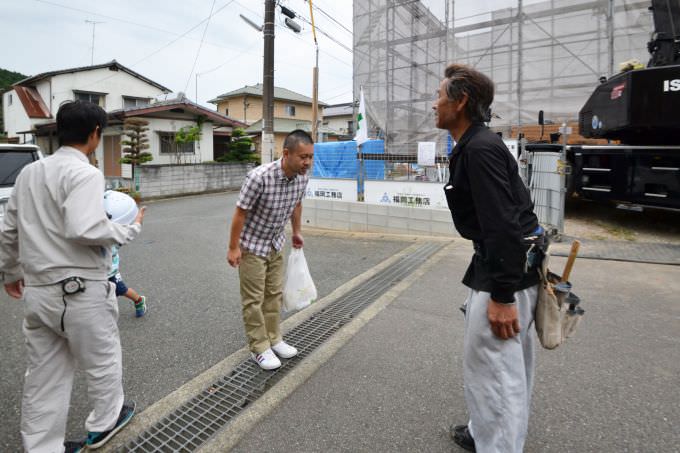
[
  {"xmin": 123, "ymin": 96, "xmax": 151, "ymax": 109},
  {"xmin": 285, "ymin": 104, "xmax": 296, "ymax": 117},
  {"xmin": 74, "ymin": 91, "xmax": 105, "ymax": 107},
  {"xmin": 8, "ymin": 94, "xmax": 12, "ymax": 106},
  {"xmin": 159, "ymin": 132, "xmax": 194, "ymax": 154}
]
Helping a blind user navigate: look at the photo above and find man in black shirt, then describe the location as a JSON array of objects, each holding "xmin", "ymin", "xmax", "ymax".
[{"xmin": 434, "ymin": 64, "xmax": 544, "ymax": 452}]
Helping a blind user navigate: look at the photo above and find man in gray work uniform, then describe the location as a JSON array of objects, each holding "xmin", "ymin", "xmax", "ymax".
[{"xmin": 0, "ymin": 101, "xmax": 145, "ymax": 452}]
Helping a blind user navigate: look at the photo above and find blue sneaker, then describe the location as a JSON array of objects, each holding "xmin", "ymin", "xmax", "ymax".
[
  {"xmin": 135, "ymin": 296, "xmax": 147, "ymax": 318},
  {"xmin": 86, "ymin": 400, "xmax": 136, "ymax": 449}
]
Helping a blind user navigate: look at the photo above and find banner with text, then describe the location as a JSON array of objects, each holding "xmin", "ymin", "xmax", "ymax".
[
  {"xmin": 305, "ymin": 178, "xmax": 358, "ymax": 202},
  {"xmin": 364, "ymin": 180, "xmax": 447, "ymax": 209}
]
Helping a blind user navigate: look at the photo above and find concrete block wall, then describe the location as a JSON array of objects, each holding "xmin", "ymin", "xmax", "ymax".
[
  {"xmin": 302, "ymin": 198, "xmax": 459, "ymax": 237},
  {"xmin": 138, "ymin": 163, "xmax": 254, "ymax": 198}
]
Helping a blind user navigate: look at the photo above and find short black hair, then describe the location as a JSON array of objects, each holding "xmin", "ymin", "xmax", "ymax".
[
  {"xmin": 283, "ymin": 129, "xmax": 314, "ymax": 152},
  {"xmin": 57, "ymin": 101, "xmax": 108, "ymax": 146}
]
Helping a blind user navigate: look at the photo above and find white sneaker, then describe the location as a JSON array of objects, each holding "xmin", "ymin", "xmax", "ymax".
[
  {"xmin": 271, "ymin": 341, "xmax": 298, "ymax": 359},
  {"xmin": 251, "ymin": 348, "xmax": 281, "ymax": 370}
]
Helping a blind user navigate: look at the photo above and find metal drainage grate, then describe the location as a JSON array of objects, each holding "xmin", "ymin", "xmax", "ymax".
[{"xmin": 119, "ymin": 242, "xmax": 442, "ymax": 452}]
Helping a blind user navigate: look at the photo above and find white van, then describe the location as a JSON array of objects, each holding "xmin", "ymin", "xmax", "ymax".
[{"xmin": 0, "ymin": 144, "xmax": 43, "ymax": 222}]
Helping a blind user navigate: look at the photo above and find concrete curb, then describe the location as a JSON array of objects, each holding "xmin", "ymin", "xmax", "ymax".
[
  {"xmin": 197, "ymin": 241, "xmax": 459, "ymax": 452},
  {"xmin": 100, "ymin": 240, "xmax": 440, "ymax": 452}
]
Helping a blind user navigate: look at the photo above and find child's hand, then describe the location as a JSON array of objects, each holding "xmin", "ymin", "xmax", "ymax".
[{"xmin": 134, "ymin": 206, "xmax": 147, "ymax": 225}]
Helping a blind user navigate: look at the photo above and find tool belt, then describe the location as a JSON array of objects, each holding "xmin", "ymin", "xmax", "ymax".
[
  {"xmin": 472, "ymin": 226, "xmax": 548, "ymax": 274},
  {"xmin": 535, "ymin": 244, "xmax": 585, "ymax": 350},
  {"xmin": 523, "ymin": 226, "xmax": 549, "ymax": 273}
]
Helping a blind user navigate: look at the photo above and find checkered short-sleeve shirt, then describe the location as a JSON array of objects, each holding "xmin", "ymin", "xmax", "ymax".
[{"xmin": 236, "ymin": 159, "xmax": 309, "ymax": 257}]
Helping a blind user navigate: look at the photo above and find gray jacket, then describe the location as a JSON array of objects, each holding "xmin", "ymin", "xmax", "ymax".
[{"xmin": 0, "ymin": 146, "xmax": 141, "ymax": 286}]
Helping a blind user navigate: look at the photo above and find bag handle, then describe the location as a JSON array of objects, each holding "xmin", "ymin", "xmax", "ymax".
[{"xmin": 561, "ymin": 240, "xmax": 581, "ymax": 282}]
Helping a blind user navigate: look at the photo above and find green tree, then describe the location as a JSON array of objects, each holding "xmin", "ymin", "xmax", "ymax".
[
  {"xmin": 217, "ymin": 128, "xmax": 259, "ymax": 163},
  {"xmin": 174, "ymin": 119, "xmax": 203, "ymax": 164},
  {"xmin": 119, "ymin": 117, "xmax": 152, "ymax": 191}
]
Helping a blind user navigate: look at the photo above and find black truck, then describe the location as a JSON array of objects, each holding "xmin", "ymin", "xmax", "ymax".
[{"xmin": 528, "ymin": 0, "xmax": 680, "ymax": 211}]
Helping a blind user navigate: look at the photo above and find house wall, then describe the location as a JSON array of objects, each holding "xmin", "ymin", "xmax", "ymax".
[
  {"xmin": 215, "ymin": 96, "xmax": 314, "ymax": 124},
  {"xmin": 49, "ymin": 68, "xmax": 167, "ymax": 112},
  {"xmin": 2, "ymin": 90, "xmax": 33, "ymax": 141},
  {"xmin": 251, "ymin": 133, "xmax": 288, "ymax": 160},
  {"xmin": 142, "ymin": 118, "xmax": 215, "ymax": 165},
  {"xmin": 138, "ymin": 162, "xmax": 254, "ymax": 198},
  {"xmin": 323, "ymin": 115, "xmax": 354, "ymax": 135},
  {"xmin": 3, "ymin": 67, "xmax": 168, "ymax": 142},
  {"xmin": 215, "ymin": 95, "xmax": 263, "ymax": 124},
  {"xmin": 273, "ymin": 101, "xmax": 313, "ymax": 121}
]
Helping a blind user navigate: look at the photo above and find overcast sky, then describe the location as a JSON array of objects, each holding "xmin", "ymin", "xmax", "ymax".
[
  {"xmin": 1, "ymin": 0, "xmax": 356, "ymax": 108},
  {"xmin": 2, "ymin": 0, "xmax": 545, "ymax": 109}
]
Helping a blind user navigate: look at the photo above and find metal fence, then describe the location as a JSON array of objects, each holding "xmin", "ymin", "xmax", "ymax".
[
  {"xmin": 523, "ymin": 148, "xmax": 566, "ymax": 233},
  {"xmin": 312, "ymin": 140, "xmax": 450, "ymax": 182}
]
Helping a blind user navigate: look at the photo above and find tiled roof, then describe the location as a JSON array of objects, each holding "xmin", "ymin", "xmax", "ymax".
[
  {"xmin": 244, "ymin": 117, "xmax": 334, "ymax": 134},
  {"xmin": 323, "ymin": 102, "xmax": 354, "ymax": 117},
  {"xmin": 244, "ymin": 117, "xmax": 312, "ymax": 134},
  {"xmin": 14, "ymin": 60, "xmax": 171, "ymax": 93},
  {"xmin": 208, "ymin": 83, "xmax": 328, "ymax": 106},
  {"xmin": 108, "ymin": 98, "xmax": 248, "ymax": 128}
]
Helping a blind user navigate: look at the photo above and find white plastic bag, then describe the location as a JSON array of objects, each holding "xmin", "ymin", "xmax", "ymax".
[{"xmin": 282, "ymin": 248, "xmax": 317, "ymax": 312}]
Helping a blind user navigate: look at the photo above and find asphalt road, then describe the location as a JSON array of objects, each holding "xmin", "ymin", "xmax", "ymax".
[
  {"xmin": 0, "ymin": 192, "xmax": 409, "ymax": 451},
  {"xmin": 232, "ymin": 245, "xmax": 680, "ymax": 453}
]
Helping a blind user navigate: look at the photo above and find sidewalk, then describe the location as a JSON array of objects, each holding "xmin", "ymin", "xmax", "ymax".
[{"xmin": 227, "ymin": 242, "xmax": 680, "ymax": 452}]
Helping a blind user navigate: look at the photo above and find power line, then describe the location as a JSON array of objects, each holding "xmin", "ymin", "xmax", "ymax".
[
  {"xmin": 49, "ymin": 0, "xmax": 235, "ymax": 97},
  {"xmin": 127, "ymin": 1, "xmax": 233, "ymax": 69},
  {"xmin": 305, "ymin": 0, "xmax": 352, "ymax": 35},
  {"xmin": 33, "ymin": 0, "xmax": 246, "ymax": 54},
  {"xmin": 322, "ymin": 89, "xmax": 353, "ymax": 102},
  {"xmin": 233, "ymin": 0, "xmax": 354, "ymax": 68},
  {"xmin": 197, "ymin": 40, "xmax": 262, "ymax": 76},
  {"xmin": 184, "ymin": 0, "xmax": 218, "ymax": 95},
  {"xmin": 295, "ymin": 14, "xmax": 353, "ymax": 53}
]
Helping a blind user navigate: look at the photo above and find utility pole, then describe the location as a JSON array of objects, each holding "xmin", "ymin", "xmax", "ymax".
[
  {"xmin": 262, "ymin": 0, "xmax": 276, "ymax": 163},
  {"xmin": 309, "ymin": 0, "xmax": 319, "ymax": 142},
  {"xmin": 85, "ymin": 20, "xmax": 104, "ymax": 65},
  {"xmin": 516, "ymin": 0, "xmax": 523, "ymax": 133},
  {"xmin": 607, "ymin": 0, "xmax": 614, "ymax": 76}
]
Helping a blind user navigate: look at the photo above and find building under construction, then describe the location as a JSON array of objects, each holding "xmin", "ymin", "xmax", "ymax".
[{"xmin": 353, "ymin": 0, "xmax": 653, "ymax": 155}]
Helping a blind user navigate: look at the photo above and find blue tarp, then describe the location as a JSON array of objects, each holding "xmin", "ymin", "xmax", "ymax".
[{"xmin": 312, "ymin": 140, "xmax": 384, "ymax": 179}]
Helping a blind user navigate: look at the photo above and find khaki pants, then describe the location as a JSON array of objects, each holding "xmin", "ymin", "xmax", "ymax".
[
  {"xmin": 21, "ymin": 280, "xmax": 124, "ymax": 453},
  {"xmin": 239, "ymin": 250, "xmax": 284, "ymax": 354}
]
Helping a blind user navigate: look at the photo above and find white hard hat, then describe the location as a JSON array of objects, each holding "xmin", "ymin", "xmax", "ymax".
[{"xmin": 104, "ymin": 190, "xmax": 138, "ymax": 224}]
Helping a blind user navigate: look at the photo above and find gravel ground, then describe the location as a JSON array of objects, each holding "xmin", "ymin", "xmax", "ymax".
[{"xmin": 563, "ymin": 198, "xmax": 680, "ymax": 244}]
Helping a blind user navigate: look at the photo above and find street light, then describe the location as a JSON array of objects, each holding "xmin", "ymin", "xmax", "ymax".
[
  {"xmin": 239, "ymin": 14, "xmax": 263, "ymax": 32},
  {"xmin": 284, "ymin": 17, "xmax": 302, "ymax": 33}
]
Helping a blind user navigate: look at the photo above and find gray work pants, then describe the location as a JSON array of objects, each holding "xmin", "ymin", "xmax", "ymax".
[
  {"xmin": 463, "ymin": 285, "xmax": 538, "ymax": 453},
  {"xmin": 21, "ymin": 280, "xmax": 124, "ymax": 453}
]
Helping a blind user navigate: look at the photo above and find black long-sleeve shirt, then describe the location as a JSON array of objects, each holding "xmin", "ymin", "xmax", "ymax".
[{"xmin": 444, "ymin": 123, "xmax": 539, "ymax": 303}]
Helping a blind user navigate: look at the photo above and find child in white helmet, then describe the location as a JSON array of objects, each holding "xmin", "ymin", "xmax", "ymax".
[{"xmin": 104, "ymin": 190, "xmax": 147, "ymax": 317}]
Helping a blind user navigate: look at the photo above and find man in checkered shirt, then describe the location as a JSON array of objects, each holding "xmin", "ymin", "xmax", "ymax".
[{"xmin": 227, "ymin": 130, "xmax": 314, "ymax": 370}]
